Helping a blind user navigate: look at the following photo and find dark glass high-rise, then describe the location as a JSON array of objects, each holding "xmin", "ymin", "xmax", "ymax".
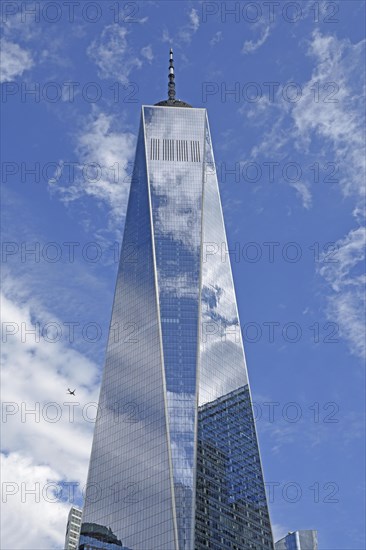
[{"xmin": 78, "ymin": 50, "xmax": 274, "ymax": 550}]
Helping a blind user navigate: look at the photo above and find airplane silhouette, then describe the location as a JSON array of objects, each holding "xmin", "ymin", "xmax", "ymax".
[{"xmin": 67, "ymin": 388, "xmax": 76, "ymax": 396}]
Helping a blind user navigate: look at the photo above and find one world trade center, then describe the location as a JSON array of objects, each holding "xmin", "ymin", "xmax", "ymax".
[{"xmin": 78, "ymin": 50, "xmax": 274, "ymax": 550}]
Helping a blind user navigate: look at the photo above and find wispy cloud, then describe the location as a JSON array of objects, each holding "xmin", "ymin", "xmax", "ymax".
[
  {"xmin": 242, "ymin": 25, "xmax": 270, "ymax": 54},
  {"xmin": 87, "ymin": 25, "xmax": 143, "ymax": 83},
  {"xmin": 319, "ymin": 226, "xmax": 366, "ymax": 360},
  {"xmin": 292, "ymin": 30, "xmax": 366, "ymax": 204},
  {"xmin": 50, "ymin": 109, "xmax": 136, "ymax": 233},
  {"xmin": 163, "ymin": 8, "xmax": 200, "ymax": 46},
  {"xmin": 246, "ymin": 30, "xmax": 365, "ymax": 213},
  {"xmin": 189, "ymin": 8, "xmax": 200, "ymax": 33},
  {"xmin": 161, "ymin": 29, "xmax": 172, "ymax": 44},
  {"xmin": 1, "ymin": 9, "xmax": 41, "ymax": 42},
  {"xmin": 0, "ymin": 38, "xmax": 33, "ymax": 82},
  {"xmin": 141, "ymin": 44, "xmax": 154, "ymax": 62},
  {"xmin": 295, "ymin": 30, "xmax": 366, "ymax": 359},
  {"xmin": 210, "ymin": 31, "xmax": 223, "ymax": 47}
]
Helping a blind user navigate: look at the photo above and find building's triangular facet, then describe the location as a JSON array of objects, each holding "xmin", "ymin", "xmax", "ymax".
[
  {"xmin": 79, "ymin": 53, "xmax": 274, "ymax": 550},
  {"xmin": 195, "ymin": 119, "xmax": 273, "ymax": 548},
  {"xmin": 79, "ymin": 121, "xmax": 178, "ymax": 550}
]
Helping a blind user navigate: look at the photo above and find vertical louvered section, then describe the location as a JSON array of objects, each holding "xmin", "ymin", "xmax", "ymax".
[
  {"xmin": 150, "ymin": 138, "xmax": 160, "ymax": 160},
  {"xmin": 176, "ymin": 139, "xmax": 189, "ymax": 161},
  {"xmin": 190, "ymin": 141, "xmax": 200, "ymax": 162},
  {"xmin": 163, "ymin": 139, "xmax": 175, "ymax": 161}
]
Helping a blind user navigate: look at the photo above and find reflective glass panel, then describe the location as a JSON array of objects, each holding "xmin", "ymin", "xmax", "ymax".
[
  {"xmin": 144, "ymin": 106, "xmax": 206, "ymax": 550},
  {"xmin": 79, "ymin": 119, "xmax": 177, "ymax": 550}
]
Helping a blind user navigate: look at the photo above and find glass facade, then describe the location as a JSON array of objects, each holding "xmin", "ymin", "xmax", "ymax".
[
  {"xmin": 144, "ymin": 106, "xmax": 206, "ymax": 550},
  {"xmin": 275, "ymin": 531, "xmax": 318, "ymax": 550},
  {"xmin": 79, "ymin": 105, "xmax": 273, "ymax": 550},
  {"xmin": 195, "ymin": 387, "xmax": 273, "ymax": 549}
]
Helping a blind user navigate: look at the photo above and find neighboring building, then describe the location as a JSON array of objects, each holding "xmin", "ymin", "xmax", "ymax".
[
  {"xmin": 195, "ymin": 386, "xmax": 273, "ymax": 548},
  {"xmin": 64, "ymin": 506, "xmax": 82, "ymax": 550},
  {"xmin": 78, "ymin": 50, "xmax": 274, "ymax": 550},
  {"xmin": 275, "ymin": 531, "xmax": 318, "ymax": 550}
]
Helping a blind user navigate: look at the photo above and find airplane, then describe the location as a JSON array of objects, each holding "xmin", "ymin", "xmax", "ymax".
[{"xmin": 67, "ymin": 388, "xmax": 76, "ymax": 396}]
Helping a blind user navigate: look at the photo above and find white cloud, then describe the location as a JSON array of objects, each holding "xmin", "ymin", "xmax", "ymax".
[
  {"xmin": 189, "ymin": 8, "xmax": 200, "ymax": 32},
  {"xmin": 87, "ymin": 25, "xmax": 142, "ymax": 83},
  {"xmin": 176, "ymin": 8, "xmax": 201, "ymax": 44},
  {"xmin": 1, "ymin": 278, "xmax": 100, "ymax": 548},
  {"xmin": 161, "ymin": 29, "xmax": 172, "ymax": 43},
  {"xmin": 247, "ymin": 31, "xmax": 365, "ymax": 208},
  {"xmin": 319, "ymin": 226, "xmax": 366, "ymax": 360},
  {"xmin": 0, "ymin": 38, "xmax": 33, "ymax": 82},
  {"xmin": 210, "ymin": 31, "xmax": 223, "ymax": 46},
  {"xmin": 290, "ymin": 180, "xmax": 312, "ymax": 209},
  {"xmin": 1, "ymin": 10, "xmax": 40, "ymax": 42},
  {"xmin": 50, "ymin": 110, "xmax": 136, "ymax": 229},
  {"xmin": 141, "ymin": 44, "xmax": 153, "ymax": 62},
  {"xmin": 292, "ymin": 30, "xmax": 366, "ymax": 203},
  {"xmin": 297, "ymin": 31, "xmax": 365, "ymax": 359},
  {"xmin": 242, "ymin": 25, "xmax": 270, "ymax": 54},
  {"xmin": 1, "ymin": 452, "xmax": 70, "ymax": 550},
  {"xmin": 247, "ymin": 112, "xmax": 313, "ymax": 209},
  {"xmin": 245, "ymin": 30, "xmax": 365, "ymax": 358}
]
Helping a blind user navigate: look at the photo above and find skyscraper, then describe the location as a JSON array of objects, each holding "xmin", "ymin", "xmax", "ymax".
[
  {"xmin": 275, "ymin": 530, "xmax": 318, "ymax": 550},
  {"xmin": 78, "ymin": 50, "xmax": 274, "ymax": 550},
  {"xmin": 64, "ymin": 506, "xmax": 82, "ymax": 550}
]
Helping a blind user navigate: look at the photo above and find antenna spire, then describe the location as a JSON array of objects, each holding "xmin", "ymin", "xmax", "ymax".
[
  {"xmin": 168, "ymin": 48, "xmax": 176, "ymax": 101},
  {"xmin": 154, "ymin": 48, "xmax": 192, "ymax": 107}
]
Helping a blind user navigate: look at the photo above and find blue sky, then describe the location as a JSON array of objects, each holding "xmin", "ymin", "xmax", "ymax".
[{"xmin": 1, "ymin": 1, "xmax": 365, "ymax": 548}]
